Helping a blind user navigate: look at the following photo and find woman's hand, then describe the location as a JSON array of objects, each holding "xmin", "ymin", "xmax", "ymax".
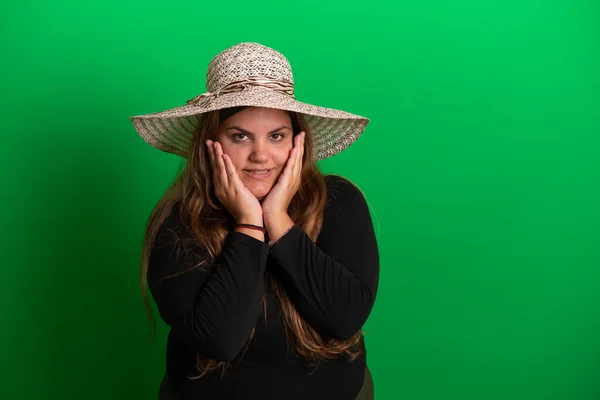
[
  {"xmin": 206, "ymin": 140, "xmax": 263, "ymax": 226},
  {"xmin": 261, "ymin": 131, "xmax": 305, "ymax": 222}
]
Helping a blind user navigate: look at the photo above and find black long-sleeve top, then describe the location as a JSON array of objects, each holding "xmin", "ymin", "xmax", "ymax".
[{"xmin": 148, "ymin": 174, "xmax": 380, "ymax": 399}]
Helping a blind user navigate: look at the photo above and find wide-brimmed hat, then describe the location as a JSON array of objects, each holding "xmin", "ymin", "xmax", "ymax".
[{"xmin": 129, "ymin": 42, "xmax": 369, "ymax": 161}]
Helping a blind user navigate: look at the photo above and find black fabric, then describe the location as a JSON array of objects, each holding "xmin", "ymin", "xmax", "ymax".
[
  {"xmin": 148, "ymin": 174, "xmax": 380, "ymax": 400},
  {"xmin": 158, "ymin": 366, "xmax": 374, "ymax": 400}
]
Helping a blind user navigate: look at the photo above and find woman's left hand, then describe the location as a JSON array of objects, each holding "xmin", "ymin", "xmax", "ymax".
[{"xmin": 261, "ymin": 131, "xmax": 305, "ymax": 221}]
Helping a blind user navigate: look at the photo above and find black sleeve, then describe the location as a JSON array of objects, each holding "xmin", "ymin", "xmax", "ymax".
[
  {"xmin": 268, "ymin": 175, "xmax": 380, "ymax": 340},
  {"xmin": 147, "ymin": 208, "xmax": 269, "ymax": 361}
]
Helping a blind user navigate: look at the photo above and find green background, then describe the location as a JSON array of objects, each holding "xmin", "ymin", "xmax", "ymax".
[{"xmin": 2, "ymin": 0, "xmax": 599, "ymax": 399}]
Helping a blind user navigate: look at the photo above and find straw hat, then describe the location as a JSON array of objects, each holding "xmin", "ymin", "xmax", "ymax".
[{"xmin": 129, "ymin": 42, "xmax": 369, "ymax": 161}]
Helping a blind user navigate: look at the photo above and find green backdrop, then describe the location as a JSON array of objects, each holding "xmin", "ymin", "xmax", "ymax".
[{"xmin": 2, "ymin": 0, "xmax": 599, "ymax": 399}]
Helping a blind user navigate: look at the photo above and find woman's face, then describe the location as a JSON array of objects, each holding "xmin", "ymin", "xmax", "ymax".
[{"xmin": 215, "ymin": 107, "xmax": 295, "ymax": 201}]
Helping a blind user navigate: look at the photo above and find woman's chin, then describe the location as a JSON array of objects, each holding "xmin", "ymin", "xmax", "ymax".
[
  {"xmin": 250, "ymin": 190, "xmax": 267, "ymax": 201},
  {"xmin": 248, "ymin": 185, "xmax": 273, "ymax": 201}
]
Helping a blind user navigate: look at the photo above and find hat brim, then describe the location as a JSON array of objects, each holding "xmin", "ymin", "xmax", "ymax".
[{"xmin": 130, "ymin": 86, "xmax": 369, "ymax": 161}]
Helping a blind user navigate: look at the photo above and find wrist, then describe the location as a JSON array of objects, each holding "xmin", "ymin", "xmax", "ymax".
[
  {"xmin": 237, "ymin": 216, "xmax": 264, "ymax": 227},
  {"xmin": 264, "ymin": 213, "xmax": 294, "ymax": 241},
  {"xmin": 262, "ymin": 211, "xmax": 287, "ymax": 225}
]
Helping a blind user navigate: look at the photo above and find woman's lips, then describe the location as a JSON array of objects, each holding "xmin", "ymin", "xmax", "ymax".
[{"xmin": 244, "ymin": 169, "xmax": 273, "ymax": 180}]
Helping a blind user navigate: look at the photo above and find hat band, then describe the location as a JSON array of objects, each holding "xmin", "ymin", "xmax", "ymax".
[{"xmin": 186, "ymin": 76, "xmax": 295, "ymax": 107}]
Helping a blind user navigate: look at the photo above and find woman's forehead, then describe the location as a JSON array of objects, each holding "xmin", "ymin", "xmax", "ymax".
[{"xmin": 222, "ymin": 107, "xmax": 292, "ymax": 129}]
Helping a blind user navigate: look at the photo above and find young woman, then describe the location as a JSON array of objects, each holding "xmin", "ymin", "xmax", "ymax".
[{"xmin": 130, "ymin": 42, "xmax": 379, "ymax": 400}]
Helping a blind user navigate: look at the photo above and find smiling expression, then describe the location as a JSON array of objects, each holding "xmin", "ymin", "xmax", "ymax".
[{"xmin": 215, "ymin": 107, "xmax": 295, "ymax": 200}]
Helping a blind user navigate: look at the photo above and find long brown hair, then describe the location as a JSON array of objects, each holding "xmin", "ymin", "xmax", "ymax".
[{"xmin": 140, "ymin": 107, "xmax": 363, "ymax": 378}]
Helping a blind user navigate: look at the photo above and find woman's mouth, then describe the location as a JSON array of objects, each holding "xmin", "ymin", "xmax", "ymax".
[{"xmin": 244, "ymin": 169, "xmax": 273, "ymax": 180}]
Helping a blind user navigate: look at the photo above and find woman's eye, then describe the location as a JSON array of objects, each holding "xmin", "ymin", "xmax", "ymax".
[{"xmin": 231, "ymin": 133, "xmax": 284, "ymax": 141}]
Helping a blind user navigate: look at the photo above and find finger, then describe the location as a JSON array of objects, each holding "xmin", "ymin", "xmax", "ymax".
[
  {"xmin": 206, "ymin": 140, "xmax": 220, "ymax": 184},
  {"xmin": 300, "ymin": 132, "xmax": 305, "ymax": 159},
  {"xmin": 280, "ymin": 147, "xmax": 296, "ymax": 183},
  {"xmin": 223, "ymin": 155, "xmax": 253, "ymax": 200},
  {"xmin": 222, "ymin": 153, "xmax": 241, "ymax": 189},
  {"xmin": 293, "ymin": 132, "xmax": 304, "ymax": 177},
  {"xmin": 299, "ymin": 131, "xmax": 305, "ymax": 160},
  {"xmin": 214, "ymin": 142, "xmax": 229, "ymax": 187}
]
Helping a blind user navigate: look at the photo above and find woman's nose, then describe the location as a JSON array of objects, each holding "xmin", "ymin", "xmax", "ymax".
[{"xmin": 249, "ymin": 141, "xmax": 268, "ymax": 163}]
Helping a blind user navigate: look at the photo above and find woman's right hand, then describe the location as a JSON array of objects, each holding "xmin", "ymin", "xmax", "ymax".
[{"xmin": 206, "ymin": 140, "xmax": 263, "ymax": 226}]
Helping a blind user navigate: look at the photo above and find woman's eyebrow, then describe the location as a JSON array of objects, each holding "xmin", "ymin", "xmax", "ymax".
[{"xmin": 225, "ymin": 125, "xmax": 292, "ymax": 135}]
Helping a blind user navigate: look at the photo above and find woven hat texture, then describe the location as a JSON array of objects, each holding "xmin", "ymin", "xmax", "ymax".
[{"xmin": 129, "ymin": 42, "xmax": 369, "ymax": 161}]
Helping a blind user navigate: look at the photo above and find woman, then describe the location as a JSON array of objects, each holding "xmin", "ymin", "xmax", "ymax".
[{"xmin": 130, "ymin": 42, "xmax": 379, "ymax": 400}]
